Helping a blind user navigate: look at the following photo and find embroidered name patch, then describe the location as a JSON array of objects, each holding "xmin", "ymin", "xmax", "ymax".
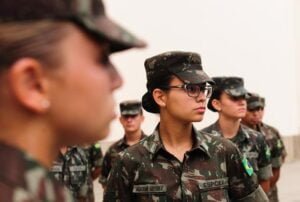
[{"xmin": 133, "ymin": 184, "xmax": 167, "ymax": 193}]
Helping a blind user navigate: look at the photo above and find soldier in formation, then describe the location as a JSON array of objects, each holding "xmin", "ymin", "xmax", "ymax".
[
  {"xmin": 201, "ymin": 77, "xmax": 273, "ymax": 194},
  {"xmin": 242, "ymin": 94, "xmax": 287, "ymax": 202},
  {"xmin": 99, "ymin": 100, "xmax": 147, "ymax": 189},
  {"xmin": 104, "ymin": 51, "xmax": 268, "ymax": 201}
]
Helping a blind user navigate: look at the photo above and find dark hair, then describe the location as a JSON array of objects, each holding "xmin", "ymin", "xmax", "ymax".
[
  {"xmin": 207, "ymin": 88, "xmax": 223, "ymax": 112},
  {"xmin": 142, "ymin": 73, "xmax": 174, "ymax": 113}
]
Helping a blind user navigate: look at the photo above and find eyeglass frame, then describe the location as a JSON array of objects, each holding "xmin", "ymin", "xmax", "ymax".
[{"xmin": 159, "ymin": 83, "xmax": 213, "ymax": 98}]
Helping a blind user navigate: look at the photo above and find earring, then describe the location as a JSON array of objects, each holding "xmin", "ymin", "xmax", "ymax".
[{"xmin": 41, "ymin": 100, "xmax": 50, "ymax": 109}]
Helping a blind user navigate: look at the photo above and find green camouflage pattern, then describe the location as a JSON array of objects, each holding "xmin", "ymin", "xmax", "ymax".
[
  {"xmin": 0, "ymin": 143, "xmax": 73, "ymax": 202},
  {"xmin": 202, "ymin": 122, "xmax": 273, "ymax": 181},
  {"xmin": 99, "ymin": 133, "xmax": 147, "ymax": 186},
  {"xmin": 246, "ymin": 94, "xmax": 265, "ymax": 110},
  {"xmin": 144, "ymin": 51, "xmax": 213, "ymax": 85},
  {"xmin": 256, "ymin": 123, "xmax": 286, "ymax": 168},
  {"xmin": 255, "ymin": 123, "xmax": 286, "ymax": 202},
  {"xmin": 120, "ymin": 100, "xmax": 142, "ymax": 116},
  {"xmin": 103, "ymin": 125, "xmax": 269, "ymax": 202},
  {"xmin": 0, "ymin": 0, "xmax": 146, "ymax": 53},
  {"xmin": 212, "ymin": 77, "xmax": 248, "ymax": 97},
  {"xmin": 81, "ymin": 143, "xmax": 103, "ymax": 202},
  {"xmin": 50, "ymin": 146, "xmax": 89, "ymax": 201}
]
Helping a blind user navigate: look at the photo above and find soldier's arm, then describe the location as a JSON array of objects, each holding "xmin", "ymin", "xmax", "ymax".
[
  {"xmin": 257, "ymin": 134, "xmax": 272, "ymax": 193},
  {"xmin": 98, "ymin": 151, "xmax": 111, "ymax": 188},
  {"xmin": 90, "ymin": 143, "xmax": 103, "ymax": 180},
  {"xmin": 226, "ymin": 142, "xmax": 269, "ymax": 201},
  {"xmin": 103, "ymin": 155, "xmax": 132, "ymax": 202}
]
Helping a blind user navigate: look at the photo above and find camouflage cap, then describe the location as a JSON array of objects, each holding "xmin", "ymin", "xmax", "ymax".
[
  {"xmin": 142, "ymin": 51, "xmax": 214, "ymax": 113},
  {"xmin": 144, "ymin": 51, "xmax": 213, "ymax": 85},
  {"xmin": 213, "ymin": 76, "xmax": 248, "ymax": 97},
  {"xmin": 0, "ymin": 0, "xmax": 146, "ymax": 53},
  {"xmin": 246, "ymin": 93, "xmax": 265, "ymax": 110},
  {"xmin": 120, "ymin": 100, "xmax": 142, "ymax": 116},
  {"xmin": 207, "ymin": 76, "xmax": 249, "ymax": 112}
]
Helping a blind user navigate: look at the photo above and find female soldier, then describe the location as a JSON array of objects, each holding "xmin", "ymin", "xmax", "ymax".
[
  {"xmin": 0, "ymin": 0, "xmax": 145, "ymax": 201},
  {"xmin": 202, "ymin": 77, "xmax": 273, "ymax": 194},
  {"xmin": 104, "ymin": 51, "xmax": 268, "ymax": 201}
]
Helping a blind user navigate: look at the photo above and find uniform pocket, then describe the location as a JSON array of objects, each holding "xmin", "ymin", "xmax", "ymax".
[
  {"xmin": 198, "ymin": 178, "xmax": 230, "ymax": 202},
  {"xmin": 133, "ymin": 184, "xmax": 167, "ymax": 202}
]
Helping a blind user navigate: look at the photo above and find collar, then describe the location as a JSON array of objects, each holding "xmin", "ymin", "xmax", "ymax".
[
  {"xmin": 117, "ymin": 131, "xmax": 147, "ymax": 147},
  {"xmin": 142, "ymin": 124, "xmax": 211, "ymax": 159}
]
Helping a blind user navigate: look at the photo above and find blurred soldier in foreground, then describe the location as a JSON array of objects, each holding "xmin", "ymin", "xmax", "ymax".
[
  {"xmin": 104, "ymin": 51, "xmax": 268, "ymax": 201},
  {"xmin": 202, "ymin": 77, "xmax": 273, "ymax": 194},
  {"xmin": 99, "ymin": 100, "xmax": 146, "ymax": 189},
  {"xmin": 242, "ymin": 93, "xmax": 287, "ymax": 202},
  {"xmin": 0, "ymin": 0, "xmax": 145, "ymax": 201}
]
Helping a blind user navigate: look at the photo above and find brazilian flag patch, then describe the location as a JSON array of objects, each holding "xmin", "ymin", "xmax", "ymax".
[{"xmin": 242, "ymin": 156, "xmax": 254, "ymax": 176}]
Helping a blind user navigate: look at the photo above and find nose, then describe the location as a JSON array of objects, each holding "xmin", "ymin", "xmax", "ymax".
[
  {"xmin": 108, "ymin": 63, "xmax": 123, "ymax": 91},
  {"xmin": 195, "ymin": 93, "xmax": 206, "ymax": 103}
]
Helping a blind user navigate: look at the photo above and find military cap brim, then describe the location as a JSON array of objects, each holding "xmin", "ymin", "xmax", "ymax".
[
  {"xmin": 76, "ymin": 15, "xmax": 146, "ymax": 53},
  {"xmin": 0, "ymin": 0, "xmax": 146, "ymax": 53}
]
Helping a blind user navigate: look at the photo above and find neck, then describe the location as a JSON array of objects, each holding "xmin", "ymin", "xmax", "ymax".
[
  {"xmin": 158, "ymin": 113, "xmax": 193, "ymax": 161},
  {"xmin": 125, "ymin": 129, "xmax": 143, "ymax": 146},
  {"xmin": 218, "ymin": 115, "xmax": 241, "ymax": 139},
  {"xmin": 0, "ymin": 118, "xmax": 59, "ymax": 168}
]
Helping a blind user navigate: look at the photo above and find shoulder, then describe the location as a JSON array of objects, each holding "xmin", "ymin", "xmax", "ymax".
[
  {"xmin": 200, "ymin": 123, "xmax": 215, "ymax": 133},
  {"xmin": 108, "ymin": 138, "xmax": 124, "ymax": 150},
  {"xmin": 262, "ymin": 122, "xmax": 280, "ymax": 135},
  {"xmin": 197, "ymin": 131, "xmax": 240, "ymax": 155},
  {"xmin": 241, "ymin": 124, "xmax": 266, "ymax": 142}
]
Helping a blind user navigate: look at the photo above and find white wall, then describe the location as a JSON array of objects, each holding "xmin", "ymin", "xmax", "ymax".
[
  {"xmin": 295, "ymin": 0, "xmax": 300, "ymax": 133},
  {"xmin": 102, "ymin": 0, "xmax": 299, "ymax": 141}
]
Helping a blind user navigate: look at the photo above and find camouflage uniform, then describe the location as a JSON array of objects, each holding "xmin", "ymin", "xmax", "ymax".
[
  {"xmin": 245, "ymin": 93, "xmax": 287, "ymax": 202},
  {"xmin": 51, "ymin": 146, "xmax": 89, "ymax": 201},
  {"xmin": 202, "ymin": 122, "xmax": 273, "ymax": 183},
  {"xmin": 81, "ymin": 143, "xmax": 103, "ymax": 202},
  {"xmin": 99, "ymin": 100, "xmax": 147, "ymax": 186},
  {"xmin": 0, "ymin": 143, "xmax": 73, "ymax": 202},
  {"xmin": 104, "ymin": 126, "xmax": 268, "ymax": 202},
  {"xmin": 256, "ymin": 123, "xmax": 285, "ymax": 202},
  {"xmin": 99, "ymin": 132, "xmax": 147, "ymax": 186}
]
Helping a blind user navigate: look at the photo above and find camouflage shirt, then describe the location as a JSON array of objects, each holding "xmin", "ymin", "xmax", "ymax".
[
  {"xmin": 99, "ymin": 132, "xmax": 147, "ymax": 186},
  {"xmin": 103, "ymin": 125, "xmax": 269, "ymax": 202},
  {"xmin": 81, "ymin": 143, "xmax": 103, "ymax": 202},
  {"xmin": 256, "ymin": 122, "xmax": 287, "ymax": 168},
  {"xmin": 202, "ymin": 122, "xmax": 273, "ymax": 181},
  {"xmin": 0, "ymin": 143, "xmax": 73, "ymax": 202},
  {"xmin": 50, "ymin": 146, "xmax": 89, "ymax": 201}
]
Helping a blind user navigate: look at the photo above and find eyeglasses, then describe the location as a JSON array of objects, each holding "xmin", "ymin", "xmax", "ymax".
[{"xmin": 161, "ymin": 83, "xmax": 213, "ymax": 98}]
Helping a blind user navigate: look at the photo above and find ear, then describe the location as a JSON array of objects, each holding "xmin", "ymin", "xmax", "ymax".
[
  {"xmin": 212, "ymin": 99, "xmax": 221, "ymax": 112},
  {"xmin": 152, "ymin": 88, "xmax": 167, "ymax": 109},
  {"xmin": 8, "ymin": 58, "xmax": 50, "ymax": 113}
]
